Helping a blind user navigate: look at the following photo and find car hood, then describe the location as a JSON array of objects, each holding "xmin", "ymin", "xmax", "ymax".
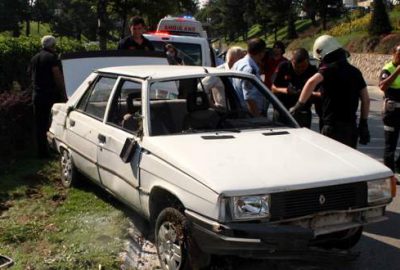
[{"xmin": 142, "ymin": 128, "xmax": 392, "ymax": 196}]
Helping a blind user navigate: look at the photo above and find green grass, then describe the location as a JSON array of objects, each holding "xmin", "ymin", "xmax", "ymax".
[{"xmin": 0, "ymin": 158, "xmax": 131, "ymax": 269}]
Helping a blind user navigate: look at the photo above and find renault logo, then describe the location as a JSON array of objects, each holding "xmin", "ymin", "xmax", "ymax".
[{"xmin": 319, "ymin": 194, "xmax": 326, "ymax": 205}]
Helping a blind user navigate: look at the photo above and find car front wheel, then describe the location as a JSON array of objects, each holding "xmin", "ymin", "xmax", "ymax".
[{"xmin": 155, "ymin": 207, "xmax": 191, "ymax": 270}]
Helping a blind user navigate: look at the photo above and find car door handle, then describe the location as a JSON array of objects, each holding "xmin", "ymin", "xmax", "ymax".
[
  {"xmin": 70, "ymin": 119, "xmax": 75, "ymax": 127},
  {"xmin": 98, "ymin": 134, "xmax": 106, "ymax": 143}
]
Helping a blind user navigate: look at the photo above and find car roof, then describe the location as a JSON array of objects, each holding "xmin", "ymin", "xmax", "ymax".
[{"xmin": 97, "ymin": 65, "xmax": 242, "ymax": 80}]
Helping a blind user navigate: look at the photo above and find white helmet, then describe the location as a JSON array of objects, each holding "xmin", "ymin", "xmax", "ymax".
[{"xmin": 312, "ymin": 35, "xmax": 342, "ymax": 60}]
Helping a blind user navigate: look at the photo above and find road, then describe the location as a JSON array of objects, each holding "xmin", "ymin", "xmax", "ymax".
[{"xmin": 124, "ymin": 86, "xmax": 400, "ymax": 269}]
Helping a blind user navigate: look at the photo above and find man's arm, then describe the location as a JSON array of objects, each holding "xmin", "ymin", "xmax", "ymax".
[
  {"xmin": 298, "ymin": 73, "xmax": 324, "ymax": 104},
  {"xmin": 271, "ymin": 84, "xmax": 289, "ymax": 94},
  {"xmin": 379, "ymin": 66, "xmax": 400, "ymax": 92},
  {"xmin": 359, "ymin": 87, "xmax": 370, "ymax": 120},
  {"xmin": 246, "ymin": 99, "xmax": 260, "ymax": 116},
  {"xmin": 358, "ymin": 86, "xmax": 371, "ymax": 145},
  {"xmin": 52, "ymin": 66, "xmax": 67, "ymax": 100}
]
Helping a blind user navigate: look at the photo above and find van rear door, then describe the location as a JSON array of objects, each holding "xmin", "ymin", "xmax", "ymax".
[{"xmin": 144, "ymin": 34, "xmax": 212, "ymax": 67}]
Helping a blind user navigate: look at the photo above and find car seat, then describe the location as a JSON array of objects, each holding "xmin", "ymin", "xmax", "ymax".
[{"xmin": 183, "ymin": 90, "xmax": 219, "ymax": 130}]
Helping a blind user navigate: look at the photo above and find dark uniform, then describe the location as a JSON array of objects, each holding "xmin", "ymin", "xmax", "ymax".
[
  {"xmin": 117, "ymin": 35, "xmax": 154, "ymax": 51},
  {"xmin": 380, "ymin": 61, "xmax": 400, "ymax": 172},
  {"xmin": 30, "ymin": 48, "xmax": 63, "ymax": 157},
  {"xmin": 273, "ymin": 61, "xmax": 317, "ymax": 127},
  {"xmin": 318, "ymin": 55, "xmax": 366, "ymax": 148}
]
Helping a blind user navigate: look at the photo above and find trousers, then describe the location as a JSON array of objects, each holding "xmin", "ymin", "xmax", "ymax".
[
  {"xmin": 384, "ymin": 126, "xmax": 400, "ymax": 172},
  {"xmin": 33, "ymin": 98, "xmax": 54, "ymax": 157},
  {"xmin": 321, "ymin": 121, "xmax": 358, "ymax": 149}
]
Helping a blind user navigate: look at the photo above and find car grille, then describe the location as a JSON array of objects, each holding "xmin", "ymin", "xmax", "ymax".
[{"xmin": 270, "ymin": 182, "xmax": 367, "ymax": 221}]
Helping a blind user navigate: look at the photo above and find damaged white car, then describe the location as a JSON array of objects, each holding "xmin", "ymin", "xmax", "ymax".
[{"xmin": 48, "ymin": 56, "xmax": 396, "ymax": 269}]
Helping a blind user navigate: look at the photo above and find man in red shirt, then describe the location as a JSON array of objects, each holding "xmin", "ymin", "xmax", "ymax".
[{"xmin": 262, "ymin": 41, "xmax": 288, "ymax": 89}]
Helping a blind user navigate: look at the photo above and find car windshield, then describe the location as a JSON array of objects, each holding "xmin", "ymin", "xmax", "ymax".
[
  {"xmin": 150, "ymin": 41, "xmax": 202, "ymax": 66},
  {"xmin": 148, "ymin": 75, "xmax": 297, "ymax": 136}
]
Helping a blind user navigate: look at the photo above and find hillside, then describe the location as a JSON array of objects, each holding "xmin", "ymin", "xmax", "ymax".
[{"xmin": 227, "ymin": 6, "xmax": 400, "ymax": 54}]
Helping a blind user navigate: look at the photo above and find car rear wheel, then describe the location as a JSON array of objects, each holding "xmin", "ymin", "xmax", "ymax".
[{"xmin": 60, "ymin": 149, "xmax": 79, "ymax": 188}]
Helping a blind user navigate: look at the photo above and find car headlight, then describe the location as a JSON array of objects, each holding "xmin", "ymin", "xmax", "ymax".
[
  {"xmin": 368, "ymin": 178, "xmax": 392, "ymax": 204},
  {"xmin": 231, "ymin": 195, "xmax": 270, "ymax": 220}
]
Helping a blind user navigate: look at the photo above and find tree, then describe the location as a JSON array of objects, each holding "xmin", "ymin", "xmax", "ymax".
[
  {"xmin": 369, "ymin": 0, "xmax": 392, "ymax": 36},
  {"xmin": 0, "ymin": 0, "xmax": 27, "ymax": 36},
  {"xmin": 196, "ymin": 0, "xmax": 225, "ymax": 39},
  {"xmin": 302, "ymin": 0, "xmax": 318, "ymax": 26}
]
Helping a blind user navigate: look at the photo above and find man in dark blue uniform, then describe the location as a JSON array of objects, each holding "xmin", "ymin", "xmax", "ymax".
[
  {"xmin": 379, "ymin": 44, "xmax": 400, "ymax": 179},
  {"xmin": 271, "ymin": 48, "xmax": 317, "ymax": 128},
  {"xmin": 290, "ymin": 35, "xmax": 370, "ymax": 149},
  {"xmin": 118, "ymin": 16, "xmax": 154, "ymax": 51},
  {"xmin": 30, "ymin": 35, "xmax": 66, "ymax": 158}
]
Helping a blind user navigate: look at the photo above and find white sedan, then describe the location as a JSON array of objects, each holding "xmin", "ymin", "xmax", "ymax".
[{"xmin": 48, "ymin": 64, "xmax": 395, "ymax": 270}]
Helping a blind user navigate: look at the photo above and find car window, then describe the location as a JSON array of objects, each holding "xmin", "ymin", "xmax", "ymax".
[
  {"xmin": 107, "ymin": 79, "xmax": 143, "ymax": 134},
  {"xmin": 148, "ymin": 75, "xmax": 296, "ymax": 136},
  {"xmin": 151, "ymin": 41, "xmax": 202, "ymax": 66},
  {"xmin": 76, "ymin": 77, "xmax": 116, "ymax": 120}
]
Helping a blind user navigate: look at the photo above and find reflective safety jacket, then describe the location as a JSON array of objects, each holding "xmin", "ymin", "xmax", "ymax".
[{"xmin": 381, "ymin": 62, "xmax": 400, "ymax": 101}]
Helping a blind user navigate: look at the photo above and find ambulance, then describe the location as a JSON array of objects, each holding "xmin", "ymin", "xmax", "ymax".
[
  {"xmin": 156, "ymin": 16, "xmax": 207, "ymax": 38},
  {"xmin": 144, "ymin": 16, "xmax": 216, "ymax": 67}
]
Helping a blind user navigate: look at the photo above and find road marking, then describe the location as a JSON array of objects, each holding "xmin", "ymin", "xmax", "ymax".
[{"xmin": 363, "ymin": 232, "xmax": 400, "ymax": 248}]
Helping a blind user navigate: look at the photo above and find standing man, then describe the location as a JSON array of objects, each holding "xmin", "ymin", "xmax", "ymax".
[
  {"xmin": 290, "ymin": 35, "xmax": 370, "ymax": 148},
  {"xmin": 30, "ymin": 35, "xmax": 66, "ymax": 158},
  {"xmin": 118, "ymin": 16, "xmax": 154, "ymax": 51},
  {"xmin": 271, "ymin": 48, "xmax": 317, "ymax": 128},
  {"xmin": 232, "ymin": 38, "xmax": 267, "ymax": 116},
  {"xmin": 262, "ymin": 41, "xmax": 288, "ymax": 89},
  {"xmin": 379, "ymin": 45, "xmax": 400, "ymax": 176}
]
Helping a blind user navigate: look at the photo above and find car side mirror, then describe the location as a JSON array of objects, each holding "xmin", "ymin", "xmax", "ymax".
[
  {"xmin": 66, "ymin": 105, "xmax": 74, "ymax": 115},
  {"xmin": 120, "ymin": 138, "xmax": 137, "ymax": 163}
]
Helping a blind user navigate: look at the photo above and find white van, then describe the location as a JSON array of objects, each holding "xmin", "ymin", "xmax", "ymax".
[{"xmin": 144, "ymin": 33, "xmax": 216, "ymax": 67}]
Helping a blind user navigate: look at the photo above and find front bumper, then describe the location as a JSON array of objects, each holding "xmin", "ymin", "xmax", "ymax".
[{"xmin": 185, "ymin": 205, "xmax": 387, "ymax": 258}]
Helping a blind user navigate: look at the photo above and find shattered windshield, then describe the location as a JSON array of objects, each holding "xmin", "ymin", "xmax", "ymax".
[{"xmin": 148, "ymin": 75, "xmax": 297, "ymax": 136}]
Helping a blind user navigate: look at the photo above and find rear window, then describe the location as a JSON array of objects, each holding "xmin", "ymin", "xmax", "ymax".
[{"xmin": 150, "ymin": 41, "xmax": 202, "ymax": 66}]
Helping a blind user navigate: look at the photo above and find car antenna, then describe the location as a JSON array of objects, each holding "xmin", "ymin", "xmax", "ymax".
[{"xmin": 203, "ymin": 67, "xmax": 209, "ymax": 74}]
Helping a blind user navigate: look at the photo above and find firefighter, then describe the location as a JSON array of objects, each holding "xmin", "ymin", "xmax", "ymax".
[{"xmin": 290, "ymin": 35, "xmax": 370, "ymax": 148}]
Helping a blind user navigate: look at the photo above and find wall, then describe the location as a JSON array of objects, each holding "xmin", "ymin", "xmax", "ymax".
[{"xmin": 349, "ymin": 53, "xmax": 392, "ymax": 85}]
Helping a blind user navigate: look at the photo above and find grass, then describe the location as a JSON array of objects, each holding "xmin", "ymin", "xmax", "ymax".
[{"xmin": 0, "ymin": 157, "xmax": 131, "ymax": 269}]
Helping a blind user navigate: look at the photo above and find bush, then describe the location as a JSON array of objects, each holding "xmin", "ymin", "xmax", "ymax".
[
  {"xmin": 0, "ymin": 90, "xmax": 33, "ymax": 164},
  {"xmin": 327, "ymin": 14, "xmax": 371, "ymax": 36},
  {"xmin": 0, "ymin": 36, "xmax": 91, "ymax": 92}
]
